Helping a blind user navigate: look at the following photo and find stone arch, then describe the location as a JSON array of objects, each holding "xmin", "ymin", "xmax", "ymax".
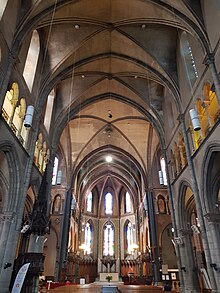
[
  {"xmin": 43, "ymin": 226, "xmax": 59, "ymax": 278},
  {"xmin": 202, "ymin": 143, "xmax": 220, "ymax": 213},
  {"xmin": 0, "ymin": 141, "xmax": 20, "ymax": 211},
  {"xmin": 161, "ymin": 223, "xmax": 177, "ymax": 269},
  {"xmin": 124, "ymin": 219, "xmax": 133, "ymax": 256},
  {"xmin": 17, "ymin": 190, "xmax": 35, "ymax": 255},
  {"xmin": 157, "ymin": 194, "xmax": 167, "ymax": 214},
  {"xmin": 203, "ymin": 82, "xmax": 219, "ymax": 126},
  {"xmin": 178, "ymin": 182, "xmax": 206, "ymax": 290},
  {"xmin": 52, "ymin": 194, "xmax": 62, "ymax": 214},
  {"xmin": 85, "ymin": 219, "xmax": 94, "ymax": 254},
  {"xmin": 2, "ymin": 82, "xmax": 19, "ymax": 125},
  {"xmin": 178, "ymin": 181, "xmax": 193, "ymax": 229},
  {"xmin": 103, "ymin": 220, "xmax": 115, "ymax": 257}
]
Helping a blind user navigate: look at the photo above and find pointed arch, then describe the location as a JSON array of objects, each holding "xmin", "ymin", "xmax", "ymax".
[
  {"xmin": 52, "ymin": 194, "xmax": 62, "ymax": 214},
  {"xmin": 105, "ymin": 192, "xmax": 113, "ymax": 215},
  {"xmin": 125, "ymin": 191, "xmax": 132, "ymax": 213},
  {"xmin": 44, "ymin": 89, "xmax": 55, "ymax": 133},
  {"xmin": 84, "ymin": 219, "xmax": 93, "ymax": 254},
  {"xmin": 202, "ymin": 143, "xmax": 220, "ymax": 213},
  {"xmin": 23, "ymin": 30, "xmax": 40, "ymax": 91},
  {"xmin": 2, "ymin": 82, "xmax": 19, "ymax": 125},
  {"xmin": 0, "ymin": 141, "xmax": 21, "ymax": 211},
  {"xmin": 180, "ymin": 31, "xmax": 198, "ymax": 86},
  {"xmin": 86, "ymin": 191, "xmax": 93, "ymax": 213},
  {"xmin": 157, "ymin": 194, "xmax": 166, "ymax": 214},
  {"xmin": 124, "ymin": 220, "xmax": 134, "ymax": 256},
  {"xmin": 161, "ymin": 223, "xmax": 177, "ymax": 269},
  {"xmin": 103, "ymin": 221, "xmax": 114, "ymax": 256},
  {"xmin": 0, "ymin": 1, "xmax": 8, "ymax": 21}
]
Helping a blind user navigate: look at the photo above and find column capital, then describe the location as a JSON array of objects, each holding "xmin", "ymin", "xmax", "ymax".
[
  {"xmin": 147, "ymin": 187, "xmax": 154, "ymax": 193},
  {"xmin": 178, "ymin": 228, "xmax": 193, "ymax": 237},
  {"xmin": 177, "ymin": 113, "xmax": 185, "ymax": 123},
  {"xmin": 204, "ymin": 213, "xmax": 220, "ymax": 223},
  {"xmin": 203, "ymin": 53, "xmax": 215, "ymax": 66},
  {"xmin": 0, "ymin": 212, "xmax": 16, "ymax": 223},
  {"xmin": 161, "ymin": 148, "xmax": 167, "ymax": 156},
  {"xmin": 8, "ymin": 51, "xmax": 16, "ymax": 63}
]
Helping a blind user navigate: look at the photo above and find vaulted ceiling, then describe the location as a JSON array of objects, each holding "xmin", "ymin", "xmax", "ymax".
[{"xmin": 17, "ymin": 0, "xmax": 206, "ymax": 199}]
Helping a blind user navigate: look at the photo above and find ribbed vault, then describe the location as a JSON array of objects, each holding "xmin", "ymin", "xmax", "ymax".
[{"xmin": 14, "ymin": 0, "xmax": 208, "ymax": 206}]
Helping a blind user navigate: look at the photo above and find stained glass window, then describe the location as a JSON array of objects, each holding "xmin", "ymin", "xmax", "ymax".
[
  {"xmin": 87, "ymin": 191, "xmax": 93, "ymax": 212},
  {"xmin": 125, "ymin": 192, "xmax": 131, "ymax": 213},
  {"xmin": 85, "ymin": 222, "xmax": 92, "ymax": 254},
  {"xmin": 160, "ymin": 157, "xmax": 167, "ymax": 186},
  {"xmin": 127, "ymin": 222, "xmax": 133, "ymax": 253},
  {"xmin": 181, "ymin": 32, "xmax": 198, "ymax": 86},
  {"xmin": 103, "ymin": 222, "xmax": 114, "ymax": 256},
  {"xmin": 52, "ymin": 157, "xmax": 58, "ymax": 185},
  {"xmin": 105, "ymin": 192, "xmax": 113, "ymax": 214}
]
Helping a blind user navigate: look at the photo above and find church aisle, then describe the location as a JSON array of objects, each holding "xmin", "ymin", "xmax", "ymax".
[{"xmin": 48, "ymin": 284, "xmax": 166, "ymax": 293}]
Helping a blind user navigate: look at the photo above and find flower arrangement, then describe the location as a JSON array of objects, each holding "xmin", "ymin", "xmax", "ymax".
[{"xmin": 106, "ymin": 274, "xmax": 112, "ymax": 282}]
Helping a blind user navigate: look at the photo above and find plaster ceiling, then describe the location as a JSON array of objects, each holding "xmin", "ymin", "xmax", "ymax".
[{"xmin": 18, "ymin": 0, "xmax": 205, "ymax": 196}]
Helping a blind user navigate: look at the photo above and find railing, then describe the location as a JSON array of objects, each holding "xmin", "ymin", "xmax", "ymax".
[{"xmin": 2, "ymin": 108, "xmax": 9, "ymax": 122}]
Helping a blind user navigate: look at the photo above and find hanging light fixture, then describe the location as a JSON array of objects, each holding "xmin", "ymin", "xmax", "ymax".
[
  {"xmin": 24, "ymin": 105, "xmax": 34, "ymax": 128},
  {"xmin": 189, "ymin": 109, "xmax": 201, "ymax": 131},
  {"xmin": 106, "ymin": 155, "xmax": 112, "ymax": 163}
]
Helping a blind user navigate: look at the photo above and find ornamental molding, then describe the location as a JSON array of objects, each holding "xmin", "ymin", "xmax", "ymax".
[
  {"xmin": 0, "ymin": 212, "xmax": 16, "ymax": 223},
  {"xmin": 204, "ymin": 213, "xmax": 220, "ymax": 223}
]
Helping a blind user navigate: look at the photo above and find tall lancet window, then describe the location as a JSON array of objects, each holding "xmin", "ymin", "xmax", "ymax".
[
  {"xmin": 125, "ymin": 192, "xmax": 131, "ymax": 213},
  {"xmin": 103, "ymin": 222, "xmax": 114, "ymax": 256},
  {"xmin": 126, "ymin": 222, "xmax": 133, "ymax": 253},
  {"xmin": 87, "ymin": 191, "xmax": 93, "ymax": 212},
  {"xmin": 85, "ymin": 222, "xmax": 92, "ymax": 254},
  {"xmin": 105, "ymin": 192, "xmax": 113, "ymax": 214},
  {"xmin": 52, "ymin": 157, "xmax": 59, "ymax": 185},
  {"xmin": 160, "ymin": 156, "xmax": 167, "ymax": 186}
]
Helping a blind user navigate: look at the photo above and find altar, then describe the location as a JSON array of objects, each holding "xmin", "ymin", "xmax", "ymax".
[{"xmin": 100, "ymin": 273, "xmax": 119, "ymax": 282}]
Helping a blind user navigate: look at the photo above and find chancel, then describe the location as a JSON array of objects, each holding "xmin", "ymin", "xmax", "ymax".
[{"xmin": 0, "ymin": 1, "xmax": 220, "ymax": 293}]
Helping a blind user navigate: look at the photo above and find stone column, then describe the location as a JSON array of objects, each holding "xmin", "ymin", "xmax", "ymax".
[
  {"xmin": 147, "ymin": 189, "xmax": 159, "ymax": 285},
  {"xmin": 178, "ymin": 114, "xmax": 218, "ymax": 292},
  {"xmin": 0, "ymin": 212, "xmax": 20, "ymax": 293},
  {"xmin": 204, "ymin": 53, "xmax": 220, "ymax": 105},
  {"xmin": 178, "ymin": 229, "xmax": 200, "ymax": 292},
  {"xmin": 58, "ymin": 188, "xmax": 73, "ymax": 279},
  {"xmin": 98, "ymin": 258, "xmax": 101, "ymax": 274},
  {"xmin": 162, "ymin": 149, "xmax": 185, "ymax": 291},
  {"xmin": 0, "ymin": 53, "xmax": 16, "ymax": 108},
  {"xmin": 116, "ymin": 258, "xmax": 120, "ymax": 274},
  {"xmin": 202, "ymin": 101, "xmax": 213, "ymax": 128},
  {"xmin": 203, "ymin": 214, "xmax": 220, "ymax": 288}
]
